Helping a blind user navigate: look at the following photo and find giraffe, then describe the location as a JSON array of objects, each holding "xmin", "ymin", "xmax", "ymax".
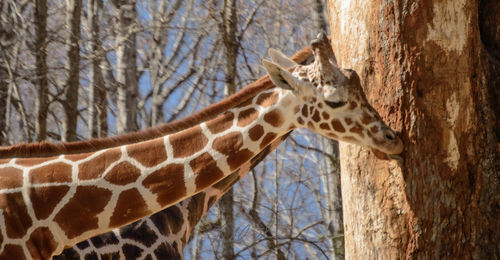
[
  {"xmin": 54, "ymin": 134, "xmax": 290, "ymax": 260},
  {"xmin": 0, "ymin": 32, "xmax": 403, "ymax": 259}
]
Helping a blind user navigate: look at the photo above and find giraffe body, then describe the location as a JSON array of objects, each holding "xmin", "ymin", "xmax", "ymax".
[{"xmin": 0, "ymin": 33, "xmax": 403, "ymax": 259}]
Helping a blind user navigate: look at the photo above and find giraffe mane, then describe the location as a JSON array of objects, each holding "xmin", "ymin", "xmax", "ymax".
[{"xmin": 0, "ymin": 46, "xmax": 313, "ymax": 158}]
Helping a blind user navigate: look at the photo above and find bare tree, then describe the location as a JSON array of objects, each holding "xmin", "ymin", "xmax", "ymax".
[
  {"xmin": 218, "ymin": 0, "xmax": 239, "ymax": 258},
  {"xmin": 62, "ymin": 0, "xmax": 82, "ymax": 141},
  {"xmin": 327, "ymin": 0, "xmax": 499, "ymax": 258},
  {"xmin": 113, "ymin": 0, "xmax": 138, "ymax": 133},
  {"xmin": 87, "ymin": 0, "xmax": 107, "ymax": 138},
  {"xmin": 34, "ymin": 0, "xmax": 48, "ymax": 141}
]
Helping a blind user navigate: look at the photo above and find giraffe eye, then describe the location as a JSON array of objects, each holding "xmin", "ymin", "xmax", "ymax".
[{"xmin": 325, "ymin": 100, "xmax": 347, "ymax": 109}]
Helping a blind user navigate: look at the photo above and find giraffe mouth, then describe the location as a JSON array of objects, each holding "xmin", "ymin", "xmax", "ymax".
[{"xmin": 370, "ymin": 148, "xmax": 403, "ymax": 161}]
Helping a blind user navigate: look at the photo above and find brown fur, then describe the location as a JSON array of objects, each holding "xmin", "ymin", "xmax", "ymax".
[
  {"xmin": 54, "ymin": 186, "xmax": 113, "ymax": 239},
  {"xmin": 189, "ymin": 152, "xmax": 224, "ymax": 191},
  {"xmin": 1, "ymin": 192, "xmax": 32, "ymax": 238},
  {"xmin": 142, "ymin": 164, "xmax": 186, "ymax": 206},
  {"xmin": 104, "ymin": 162, "xmax": 141, "ymax": 185},
  {"xmin": 248, "ymin": 125, "xmax": 264, "ymax": 141},
  {"xmin": 0, "ymin": 46, "xmax": 314, "ymax": 159},
  {"xmin": 0, "ymin": 167, "xmax": 23, "ymax": 189},
  {"xmin": 109, "ymin": 188, "xmax": 151, "ymax": 228},
  {"xmin": 30, "ymin": 186, "xmax": 70, "ymax": 220},
  {"xmin": 27, "ymin": 227, "xmax": 57, "ymax": 260},
  {"xmin": 126, "ymin": 138, "xmax": 167, "ymax": 167},
  {"xmin": 263, "ymin": 109, "xmax": 284, "ymax": 127}
]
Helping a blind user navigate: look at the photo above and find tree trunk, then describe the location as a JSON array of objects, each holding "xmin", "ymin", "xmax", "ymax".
[
  {"xmin": 219, "ymin": 0, "xmax": 238, "ymax": 258},
  {"xmin": 34, "ymin": 0, "xmax": 48, "ymax": 141},
  {"xmin": 62, "ymin": 0, "xmax": 81, "ymax": 141},
  {"xmin": 113, "ymin": 0, "xmax": 138, "ymax": 134},
  {"xmin": 326, "ymin": 0, "xmax": 499, "ymax": 258},
  {"xmin": 0, "ymin": 70, "xmax": 7, "ymax": 145},
  {"xmin": 87, "ymin": 0, "xmax": 107, "ymax": 138}
]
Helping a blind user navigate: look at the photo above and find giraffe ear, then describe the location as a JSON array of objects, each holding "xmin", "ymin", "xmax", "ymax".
[
  {"xmin": 268, "ymin": 48, "xmax": 298, "ymax": 68},
  {"xmin": 263, "ymin": 59, "xmax": 310, "ymax": 96}
]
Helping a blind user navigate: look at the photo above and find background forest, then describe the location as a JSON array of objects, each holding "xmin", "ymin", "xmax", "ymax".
[{"xmin": 0, "ymin": 0, "xmax": 344, "ymax": 258}]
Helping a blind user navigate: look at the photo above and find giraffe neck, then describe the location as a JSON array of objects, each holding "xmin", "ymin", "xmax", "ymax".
[
  {"xmin": 0, "ymin": 87, "xmax": 297, "ymax": 259},
  {"xmin": 57, "ymin": 133, "xmax": 290, "ymax": 260}
]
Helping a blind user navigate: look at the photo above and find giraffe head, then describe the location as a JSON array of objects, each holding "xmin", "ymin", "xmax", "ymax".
[{"xmin": 263, "ymin": 32, "xmax": 403, "ymax": 157}]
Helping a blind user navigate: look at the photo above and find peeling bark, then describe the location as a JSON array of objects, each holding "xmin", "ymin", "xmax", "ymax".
[{"xmin": 326, "ymin": 0, "xmax": 499, "ymax": 258}]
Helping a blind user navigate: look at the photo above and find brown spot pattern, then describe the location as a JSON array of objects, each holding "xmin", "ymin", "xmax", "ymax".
[
  {"xmin": 78, "ymin": 147, "xmax": 121, "ymax": 180},
  {"xmin": 320, "ymin": 123, "xmax": 331, "ymax": 130},
  {"xmin": 127, "ymin": 138, "xmax": 167, "ymax": 167},
  {"xmin": 30, "ymin": 186, "xmax": 70, "ymax": 220},
  {"xmin": 260, "ymin": 132, "xmax": 277, "ymax": 149},
  {"xmin": 206, "ymin": 112, "xmax": 234, "ymax": 134},
  {"xmin": 361, "ymin": 112, "xmax": 375, "ymax": 125},
  {"xmin": 159, "ymin": 206, "xmax": 183, "ymax": 235},
  {"xmin": 237, "ymin": 108, "xmax": 259, "ymax": 127},
  {"xmin": 227, "ymin": 149, "xmax": 254, "ymax": 170},
  {"xmin": 213, "ymin": 171, "xmax": 240, "ymax": 192},
  {"xmin": 349, "ymin": 101, "xmax": 357, "ymax": 109},
  {"xmin": 249, "ymin": 125, "xmax": 264, "ymax": 141},
  {"xmin": 142, "ymin": 164, "xmax": 186, "ymax": 207},
  {"xmin": 104, "ymin": 161, "xmax": 141, "ymax": 185},
  {"xmin": 212, "ymin": 132, "xmax": 243, "ymax": 155},
  {"xmin": 350, "ymin": 123, "xmax": 365, "ymax": 138},
  {"xmin": 54, "ymin": 186, "xmax": 112, "ymax": 239},
  {"xmin": 0, "ymin": 192, "xmax": 32, "ymax": 238},
  {"xmin": 301, "ymin": 105, "xmax": 308, "ymax": 117},
  {"xmin": 189, "ymin": 152, "xmax": 224, "ymax": 191},
  {"xmin": 15, "ymin": 156, "xmax": 57, "ymax": 167},
  {"xmin": 110, "ymin": 188, "xmax": 151, "ymax": 228},
  {"xmin": 370, "ymin": 125, "xmax": 379, "ymax": 133},
  {"xmin": 29, "ymin": 162, "xmax": 72, "ymax": 184},
  {"xmin": 255, "ymin": 91, "xmax": 279, "ymax": 108},
  {"xmin": 312, "ymin": 110, "xmax": 321, "ymax": 122},
  {"xmin": 309, "ymin": 106, "xmax": 315, "ymax": 115},
  {"xmin": 322, "ymin": 111, "xmax": 330, "ymax": 120},
  {"xmin": 264, "ymin": 109, "xmax": 284, "ymax": 127},
  {"xmin": 297, "ymin": 117, "xmax": 305, "ymax": 125},
  {"xmin": 169, "ymin": 126, "xmax": 208, "ymax": 158},
  {"xmin": 331, "ymin": 119, "xmax": 346, "ymax": 132},
  {"xmin": 27, "ymin": 226, "xmax": 57, "ymax": 260},
  {"xmin": 207, "ymin": 196, "xmax": 218, "ymax": 208},
  {"xmin": 0, "ymin": 167, "xmax": 23, "ymax": 189},
  {"xmin": 344, "ymin": 118, "xmax": 353, "ymax": 125},
  {"xmin": 0, "ymin": 245, "xmax": 25, "ymax": 260},
  {"xmin": 187, "ymin": 193, "xmax": 205, "ymax": 229},
  {"xmin": 307, "ymin": 122, "xmax": 315, "ymax": 130}
]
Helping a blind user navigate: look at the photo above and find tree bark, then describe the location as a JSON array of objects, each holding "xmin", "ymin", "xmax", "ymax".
[
  {"xmin": 34, "ymin": 0, "xmax": 48, "ymax": 141},
  {"xmin": 113, "ymin": 0, "xmax": 138, "ymax": 134},
  {"xmin": 326, "ymin": 0, "xmax": 499, "ymax": 258},
  {"xmin": 62, "ymin": 0, "xmax": 81, "ymax": 141},
  {"xmin": 219, "ymin": 0, "xmax": 238, "ymax": 258},
  {"xmin": 87, "ymin": 0, "xmax": 107, "ymax": 138},
  {"xmin": 0, "ymin": 69, "xmax": 7, "ymax": 145}
]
